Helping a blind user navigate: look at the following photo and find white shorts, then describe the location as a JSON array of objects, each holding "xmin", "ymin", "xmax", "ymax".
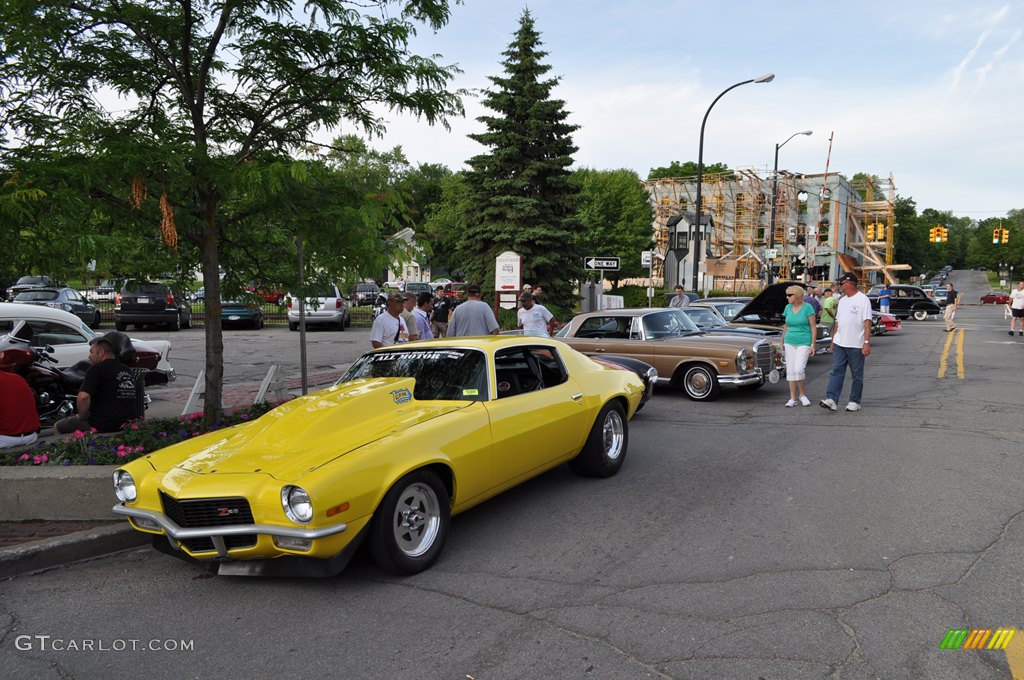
[{"xmin": 784, "ymin": 344, "xmax": 812, "ymax": 381}]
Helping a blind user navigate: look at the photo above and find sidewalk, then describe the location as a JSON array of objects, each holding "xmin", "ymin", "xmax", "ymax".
[{"xmin": 0, "ymin": 368, "xmax": 346, "ymax": 578}]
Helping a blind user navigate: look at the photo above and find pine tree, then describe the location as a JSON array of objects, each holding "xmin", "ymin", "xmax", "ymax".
[{"xmin": 460, "ymin": 9, "xmax": 582, "ymax": 312}]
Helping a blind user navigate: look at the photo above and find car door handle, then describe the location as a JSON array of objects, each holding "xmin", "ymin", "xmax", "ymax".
[
  {"xmin": 594, "ymin": 348, "xmax": 606, "ymax": 352},
  {"xmin": 571, "ymin": 393, "xmax": 584, "ymax": 402}
]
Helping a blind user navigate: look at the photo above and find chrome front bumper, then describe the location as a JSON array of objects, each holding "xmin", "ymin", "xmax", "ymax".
[
  {"xmin": 113, "ymin": 504, "xmax": 348, "ymax": 558},
  {"xmin": 718, "ymin": 371, "xmax": 766, "ymax": 387}
]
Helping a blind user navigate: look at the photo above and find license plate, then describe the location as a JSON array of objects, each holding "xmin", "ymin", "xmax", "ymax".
[
  {"xmin": 228, "ymin": 315, "xmax": 240, "ymax": 320},
  {"xmin": 137, "ymin": 297, "xmax": 150, "ymax": 304}
]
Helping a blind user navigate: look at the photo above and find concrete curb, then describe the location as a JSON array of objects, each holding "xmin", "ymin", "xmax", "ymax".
[
  {"xmin": 0, "ymin": 464, "xmax": 120, "ymax": 521},
  {"xmin": 0, "ymin": 523, "xmax": 147, "ymax": 579}
]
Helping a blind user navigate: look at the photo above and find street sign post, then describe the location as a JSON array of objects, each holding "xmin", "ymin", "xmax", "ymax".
[{"xmin": 585, "ymin": 257, "xmax": 620, "ymax": 271}]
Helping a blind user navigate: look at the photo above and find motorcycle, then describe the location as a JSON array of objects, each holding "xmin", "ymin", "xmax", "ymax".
[
  {"xmin": 371, "ymin": 291, "xmax": 389, "ymax": 320},
  {"xmin": 0, "ymin": 331, "xmax": 173, "ymax": 427}
]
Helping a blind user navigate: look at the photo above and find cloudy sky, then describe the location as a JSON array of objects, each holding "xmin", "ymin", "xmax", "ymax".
[{"xmin": 370, "ymin": 0, "xmax": 1022, "ymax": 219}]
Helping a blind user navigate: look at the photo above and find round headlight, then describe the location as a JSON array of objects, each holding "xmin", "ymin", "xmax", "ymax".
[
  {"xmin": 113, "ymin": 470, "xmax": 137, "ymax": 503},
  {"xmin": 281, "ymin": 485, "xmax": 313, "ymax": 524},
  {"xmin": 736, "ymin": 348, "xmax": 752, "ymax": 371}
]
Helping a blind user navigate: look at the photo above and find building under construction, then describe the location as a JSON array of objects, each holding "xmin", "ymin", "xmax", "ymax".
[{"xmin": 644, "ymin": 169, "xmax": 908, "ymax": 291}]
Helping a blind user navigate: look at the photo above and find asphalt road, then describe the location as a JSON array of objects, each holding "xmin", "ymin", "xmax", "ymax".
[{"xmin": 2, "ymin": 271, "xmax": 1022, "ymax": 680}]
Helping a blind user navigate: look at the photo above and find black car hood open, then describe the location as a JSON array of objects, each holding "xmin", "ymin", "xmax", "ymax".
[{"xmin": 731, "ymin": 281, "xmax": 807, "ymax": 326}]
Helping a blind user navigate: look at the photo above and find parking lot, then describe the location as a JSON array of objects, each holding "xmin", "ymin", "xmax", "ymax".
[{"xmin": 3, "ymin": 276, "xmax": 1023, "ymax": 680}]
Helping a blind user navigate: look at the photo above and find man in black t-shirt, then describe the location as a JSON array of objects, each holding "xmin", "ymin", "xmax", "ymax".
[
  {"xmin": 431, "ymin": 288, "xmax": 452, "ymax": 338},
  {"xmin": 55, "ymin": 335, "xmax": 139, "ymax": 434},
  {"xmin": 942, "ymin": 282, "xmax": 959, "ymax": 332}
]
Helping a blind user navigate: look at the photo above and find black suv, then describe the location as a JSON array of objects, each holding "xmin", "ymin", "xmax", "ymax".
[
  {"xmin": 8, "ymin": 275, "xmax": 55, "ymax": 300},
  {"xmin": 352, "ymin": 282, "xmax": 380, "ymax": 306},
  {"xmin": 115, "ymin": 281, "xmax": 193, "ymax": 331}
]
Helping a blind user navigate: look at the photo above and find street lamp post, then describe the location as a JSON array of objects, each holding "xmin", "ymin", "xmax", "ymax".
[
  {"xmin": 767, "ymin": 130, "xmax": 813, "ymax": 285},
  {"xmin": 691, "ymin": 73, "xmax": 774, "ymax": 293}
]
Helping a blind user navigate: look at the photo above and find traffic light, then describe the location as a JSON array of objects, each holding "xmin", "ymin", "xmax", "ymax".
[
  {"xmin": 934, "ymin": 226, "xmax": 944, "ymax": 243},
  {"xmin": 867, "ymin": 223, "xmax": 875, "ymax": 240},
  {"xmin": 1003, "ymin": 229, "xmax": 1010, "ymax": 243},
  {"xmin": 876, "ymin": 224, "xmax": 885, "ymax": 240},
  {"xmin": 940, "ymin": 226, "xmax": 949, "ymax": 242},
  {"xmin": 993, "ymin": 229, "xmax": 1001, "ymax": 244},
  {"xmin": 930, "ymin": 227, "xmax": 938, "ymax": 242}
]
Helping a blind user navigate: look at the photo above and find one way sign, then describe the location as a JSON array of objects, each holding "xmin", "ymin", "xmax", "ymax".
[{"xmin": 585, "ymin": 257, "xmax": 620, "ymax": 271}]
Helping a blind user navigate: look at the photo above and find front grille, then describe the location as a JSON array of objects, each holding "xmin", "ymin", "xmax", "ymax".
[
  {"xmin": 160, "ymin": 491, "xmax": 257, "ymax": 553},
  {"xmin": 755, "ymin": 342, "xmax": 774, "ymax": 373}
]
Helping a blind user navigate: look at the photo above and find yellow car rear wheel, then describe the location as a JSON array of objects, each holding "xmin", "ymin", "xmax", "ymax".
[{"xmin": 569, "ymin": 402, "xmax": 628, "ymax": 478}]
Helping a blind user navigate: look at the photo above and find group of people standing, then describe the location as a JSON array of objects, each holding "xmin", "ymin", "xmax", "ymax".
[
  {"xmin": 369, "ymin": 282, "xmax": 558, "ymax": 349},
  {"xmin": 782, "ymin": 273, "xmax": 871, "ymax": 412}
]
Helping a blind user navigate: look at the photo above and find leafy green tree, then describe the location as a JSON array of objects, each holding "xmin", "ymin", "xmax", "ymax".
[
  {"xmin": 571, "ymin": 168, "xmax": 654, "ymax": 286},
  {"xmin": 460, "ymin": 9, "xmax": 582, "ymax": 309},
  {"xmin": 647, "ymin": 161, "xmax": 734, "ymax": 180},
  {"xmin": 1, "ymin": 0, "xmax": 463, "ymax": 422},
  {"xmin": 419, "ymin": 171, "xmax": 469, "ymax": 279}
]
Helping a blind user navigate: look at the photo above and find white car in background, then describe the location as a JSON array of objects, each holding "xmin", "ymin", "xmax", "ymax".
[{"xmin": 0, "ymin": 303, "xmax": 173, "ymax": 372}]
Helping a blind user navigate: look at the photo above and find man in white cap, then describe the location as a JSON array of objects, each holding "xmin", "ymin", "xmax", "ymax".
[{"xmin": 820, "ymin": 272, "xmax": 872, "ymax": 413}]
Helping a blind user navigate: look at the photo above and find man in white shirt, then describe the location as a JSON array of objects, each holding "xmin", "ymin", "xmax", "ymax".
[
  {"xmin": 1009, "ymin": 281, "xmax": 1024, "ymax": 336},
  {"xmin": 516, "ymin": 292, "xmax": 555, "ymax": 336},
  {"xmin": 820, "ymin": 272, "xmax": 872, "ymax": 413},
  {"xmin": 369, "ymin": 293, "xmax": 410, "ymax": 348}
]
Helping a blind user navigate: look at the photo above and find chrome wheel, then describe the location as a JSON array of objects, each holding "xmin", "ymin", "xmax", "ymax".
[
  {"xmin": 682, "ymin": 365, "xmax": 719, "ymax": 400},
  {"xmin": 391, "ymin": 482, "xmax": 441, "ymax": 558},
  {"xmin": 602, "ymin": 409, "xmax": 625, "ymax": 461},
  {"xmin": 913, "ymin": 310, "xmax": 928, "ymax": 321}
]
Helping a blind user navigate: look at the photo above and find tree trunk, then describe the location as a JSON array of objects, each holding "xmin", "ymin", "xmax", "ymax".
[{"xmin": 200, "ymin": 196, "xmax": 224, "ymax": 426}]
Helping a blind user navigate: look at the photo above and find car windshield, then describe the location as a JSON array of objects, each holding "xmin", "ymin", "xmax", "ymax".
[
  {"xmin": 713, "ymin": 303, "xmax": 746, "ymax": 320},
  {"xmin": 643, "ymin": 310, "xmax": 700, "ymax": 338},
  {"xmin": 15, "ymin": 290, "xmax": 59, "ymax": 301},
  {"xmin": 338, "ymin": 348, "xmax": 488, "ymax": 401},
  {"xmin": 684, "ymin": 308, "xmax": 725, "ymax": 328},
  {"xmin": 16, "ymin": 276, "xmax": 48, "ymax": 285}
]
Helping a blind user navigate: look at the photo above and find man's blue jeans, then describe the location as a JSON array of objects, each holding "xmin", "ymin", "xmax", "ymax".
[{"xmin": 826, "ymin": 345, "xmax": 865, "ymax": 404}]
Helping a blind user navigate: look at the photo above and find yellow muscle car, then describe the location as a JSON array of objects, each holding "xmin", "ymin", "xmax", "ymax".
[{"xmin": 112, "ymin": 337, "xmax": 645, "ymax": 577}]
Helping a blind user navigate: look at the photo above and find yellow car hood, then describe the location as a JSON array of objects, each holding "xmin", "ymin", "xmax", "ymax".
[{"xmin": 144, "ymin": 377, "xmax": 469, "ymax": 480}]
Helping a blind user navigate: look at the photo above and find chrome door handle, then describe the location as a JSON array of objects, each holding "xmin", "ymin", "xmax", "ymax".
[
  {"xmin": 571, "ymin": 393, "xmax": 584, "ymax": 402},
  {"xmin": 595, "ymin": 348, "xmax": 606, "ymax": 352}
]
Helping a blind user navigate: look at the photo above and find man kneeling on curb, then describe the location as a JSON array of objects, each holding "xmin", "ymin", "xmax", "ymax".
[{"xmin": 55, "ymin": 334, "xmax": 139, "ymax": 434}]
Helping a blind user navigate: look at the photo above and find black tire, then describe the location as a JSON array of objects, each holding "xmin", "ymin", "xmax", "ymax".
[
  {"xmin": 912, "ymin": 310, "xmax": 929, "ymax": 321},
  {"xmin": 182, "ymin": 312, "xmax": 192, "ymax": 329},
  {"xmin": 678, "ymin": 364, "xmax": 721, "ymax": 401},
  {"xmin": 288, "ymin": 322, "xmax": 298, "ymax": 332},
  {"xmin": 170, "ymin": 313, "xmax": 181, "ymax": 331},
  {"xmin": 115, "ymin": 321, "xmax": 127, "ymax": 332},
  {"xmin": 368, "ymin": 469, "xmax": 450, "ymax": 575},
  {"xmin": 569, "ymin": 402, "xmax": 628, "ymax": 478},
  {"xmin": 253, "ymin": 316, "xmax": 263, "ymax": 330},
  {"xmin": 344, "ymin": 312, "xmax": 352, "ymax": 328},
  {"xmin": 336, "ymin": 317, "xmax": 346, "ymax": 331}
]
